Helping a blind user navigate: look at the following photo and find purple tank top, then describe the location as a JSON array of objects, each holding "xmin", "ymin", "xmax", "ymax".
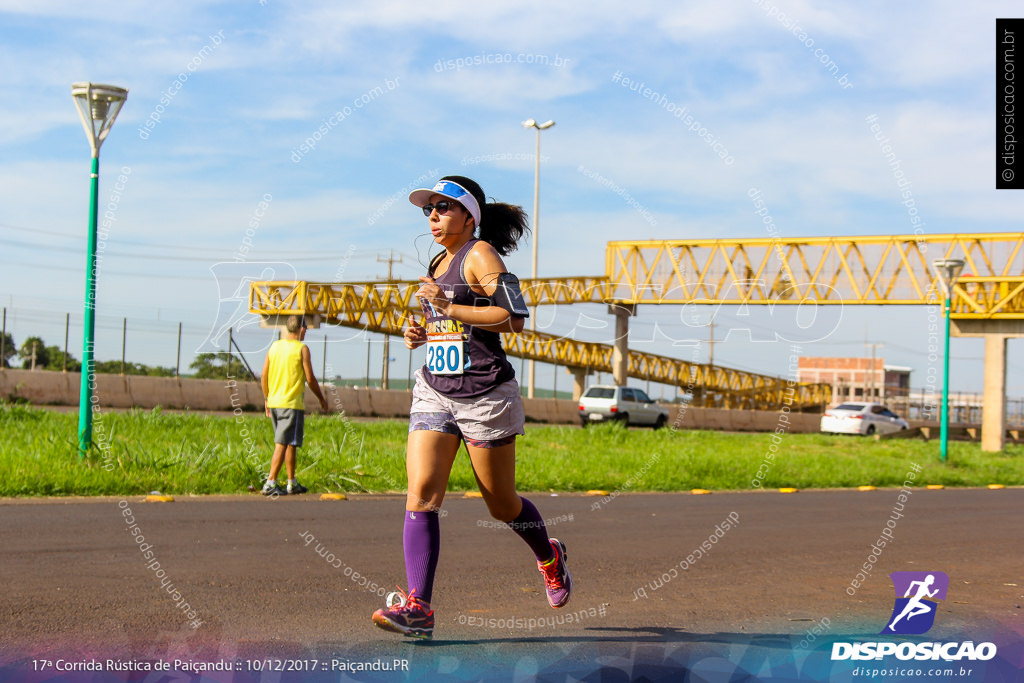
[{"xmin": 420, "ymin": 239, "xmax": 517, "ymax": 398}]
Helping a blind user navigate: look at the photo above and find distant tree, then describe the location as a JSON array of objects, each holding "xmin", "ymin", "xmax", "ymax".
[
  {"xmin": 21, "ymin": 339, "xmax": 81, "ymax": 373},
  {"xmin": 94, "ymin": 360, "xmax": 139, "ymax": 375},
  {"xmin": 12, "ymin": 334, "xmax": 82, "ymax": 372},
  {"xmin": 92, "ymin": 360, "xmax": 176, "ymax": 376},
  {"xmin": 18, "ymin": 336, "xmax": 49, "ymax": 370},
  {"xmin": 1, "ymin": 332, "xmax": 15, "ymax": 368},
  {"xmin": 189, "ymin": 352, "xmax": 254, "ymax": 380},
  {"xmin": 50, "ymin": 346, "xmax": 82, "ymax": 372},
  {"xmin": 771, "ymin": 272, "xmax": 796, "ymax": 300},
  {"xmin": 10, "ymin": 332, "xmax": 234, "ymax": 378}
]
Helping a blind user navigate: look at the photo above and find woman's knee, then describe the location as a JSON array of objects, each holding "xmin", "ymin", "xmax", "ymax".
[
  {"xmin": 405, "ymin": 487, "xmax": 444, "ymax": 512},
  {"xmin": 485, "ymin": 495, "xmax": 522, "ymax": 523}
]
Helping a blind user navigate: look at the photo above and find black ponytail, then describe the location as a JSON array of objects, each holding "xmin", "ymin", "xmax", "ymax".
[
  {"xmin": 440, "ymin": 175, "xmax": 531, "ymax": 256},
  {"xmin": 479, "ymin": 203, "xmax": 529, "ymax": 256}
]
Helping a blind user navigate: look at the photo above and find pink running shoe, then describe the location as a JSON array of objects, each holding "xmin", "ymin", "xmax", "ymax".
[
  {"xmin": 372, "ymin": 587, "xmax": 434, "ymax": 639},
  {"xmin": 538, "ymin": 538, "xmax": 573, "ymax": 608}
]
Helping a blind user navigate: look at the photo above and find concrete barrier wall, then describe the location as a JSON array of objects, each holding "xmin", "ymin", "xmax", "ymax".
[
  {"xmin": 0, "ymin": 368, "xmax": 418, "ymax": 417},
  {"xmin": 0, "ymin": 368, "xmax": 868, "ymax": 433}
]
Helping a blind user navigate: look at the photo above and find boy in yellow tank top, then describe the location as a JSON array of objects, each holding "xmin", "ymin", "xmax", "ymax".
[{"xmin": 260, "ymin": 315, "xmax": 328, "ymax": 495}]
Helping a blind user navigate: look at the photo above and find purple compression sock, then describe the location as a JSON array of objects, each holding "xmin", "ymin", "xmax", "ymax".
[
  {"xmin": 507, "ymin": 497, "xmax": 554, "ymax": 563},
  {"xmin": 403, "ymin": 510, "xmax": 440, "ymax": 604}
]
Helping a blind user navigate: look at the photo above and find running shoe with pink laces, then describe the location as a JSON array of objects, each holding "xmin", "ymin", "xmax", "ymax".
[
  {"xmin": 538, "ymin": 538, "xmax": 573, "ymax": 608},
  {"xmin": 372, "ymin": 588, "xmax": 434, "ymax": 639}
]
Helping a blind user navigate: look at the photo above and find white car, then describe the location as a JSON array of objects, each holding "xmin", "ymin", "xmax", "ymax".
[
  {"xmin": 578, "ymin": 385, "xmax": 670, "ymax": 429},
  {"xmin": 820, "ymin": 402, "xmax": 909, "ymax": 436}
]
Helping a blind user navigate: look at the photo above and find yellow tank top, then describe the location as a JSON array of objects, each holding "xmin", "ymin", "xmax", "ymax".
[{"xmin": 266, "ymin": 338, "xmax": 306, "ymax": 410}]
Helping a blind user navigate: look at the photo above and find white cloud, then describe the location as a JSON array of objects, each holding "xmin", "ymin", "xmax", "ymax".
[{"xmin": 1, "ymin": 1, "xmax": 1020, "ymax": 388}]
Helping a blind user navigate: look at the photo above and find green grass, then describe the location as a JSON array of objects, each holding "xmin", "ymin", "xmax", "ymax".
[{"xmin": 1, "ymin": 403, "xmax": 1021, "ymax": 497}]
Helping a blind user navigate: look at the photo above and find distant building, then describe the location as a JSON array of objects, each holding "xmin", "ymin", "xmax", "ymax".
[
  {"xmin": 798, "ymin": 356, "xmax": 1024, "ymax": 425},
  {"xmin": 798, "ymin": 357, "xmax": 911, "ymax": 406}
]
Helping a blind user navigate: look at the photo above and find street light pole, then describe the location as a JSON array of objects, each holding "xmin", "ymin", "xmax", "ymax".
[
  {"xmin": 932, "ymin": 258, "xmax": 964, "ymax": 463},
  {"xmin": 521, "ymin": 118, "xmax": 554, "ymax": 399},
  {"xmin": 72, "ymin": 82, "xmax": 128, "ymax": 456}
]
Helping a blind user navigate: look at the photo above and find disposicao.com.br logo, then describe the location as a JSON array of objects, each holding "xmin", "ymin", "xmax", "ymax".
[
  {"xmin": 831, "ymin": 571, "xmax": 997, "ymax": 663},
  {"xmin": 883, "ymin": 570, "xmax": 949, "ymax": 635}
]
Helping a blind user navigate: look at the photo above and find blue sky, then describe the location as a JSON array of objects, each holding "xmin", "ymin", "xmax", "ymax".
[{"xmin": 0, "ymin": 0, "xmax": 1020, "ymax": 397}]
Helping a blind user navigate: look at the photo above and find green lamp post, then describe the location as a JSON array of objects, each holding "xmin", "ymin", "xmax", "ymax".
[
  {"xmin": 71, "ymin": 82, "xmax": 128, "ymax": 456},
  {"xmin": 932, "ymin": 258, "xmax": 964, "ymax": 463}
]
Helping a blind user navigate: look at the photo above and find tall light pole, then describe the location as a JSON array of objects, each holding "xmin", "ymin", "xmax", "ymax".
[
  {"xmin": 72, "ymin": 82, "xmax": 128, "ymax": 456},
  {"xmin": 932, "ymin": 258, "xmax": 964, "ymax": 463},
  {"xmin": 521, "ymin": 118, "xmax": 554, "ymax": 399}
]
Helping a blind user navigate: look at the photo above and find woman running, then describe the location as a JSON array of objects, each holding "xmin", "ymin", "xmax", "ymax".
[{"xmin": 371, "ymin": 175, "xmax": 572, "ymax": 639}]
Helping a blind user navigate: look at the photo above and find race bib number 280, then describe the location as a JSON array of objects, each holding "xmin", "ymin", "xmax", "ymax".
[{"xmin": 426, "ymin": 334, "xmax": 464, "ymax": 375}]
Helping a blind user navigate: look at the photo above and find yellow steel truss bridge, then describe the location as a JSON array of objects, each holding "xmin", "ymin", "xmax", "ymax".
[{"xmin": 603, "ymin": 232, "xmax": 1024, "ymax": 316}]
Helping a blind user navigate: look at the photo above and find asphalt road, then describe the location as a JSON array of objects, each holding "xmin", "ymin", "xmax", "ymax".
[{"xmin": 1, "ymin": 489, "xmax": 1022, "ymax": 681}]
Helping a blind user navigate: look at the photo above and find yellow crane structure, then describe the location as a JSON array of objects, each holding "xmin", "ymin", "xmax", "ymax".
[
  {"xmin": 603, "ymin": 233, "xmax": 1023, "ymax": 313},
  {"xmin": 250, "ymin": 232, "xmax": 1024, "ymax": 446}
]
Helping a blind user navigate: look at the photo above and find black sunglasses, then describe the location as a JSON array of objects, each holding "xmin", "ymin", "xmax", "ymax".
[{"xmin": 421, "ymin": 200, "xmax": 459, "ymax": 217}]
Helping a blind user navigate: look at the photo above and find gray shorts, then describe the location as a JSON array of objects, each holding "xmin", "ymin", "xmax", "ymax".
[
  {"xmin": 409, "ymin": 368, "xmax": 525, "ymax": 446},
  {"xmin": 270, "ymin": 408, "xmax": 304, "ymax": 447}
]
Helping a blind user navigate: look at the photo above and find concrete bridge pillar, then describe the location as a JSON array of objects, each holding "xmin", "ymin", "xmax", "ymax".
[
  {"xmin": 571, "ymin": 369, "xmax": 589, "ymax": 401},
  {"xmin": 981, "ymin": 335, "xmax": 1009, "ymax": 452},
  {"xmin": 952, "ymin": 319, "xmax": 1024, "ymax": 452},
  {"xmin": 609, "ymin": 303, "xmax": 636, "ymax": 386}
]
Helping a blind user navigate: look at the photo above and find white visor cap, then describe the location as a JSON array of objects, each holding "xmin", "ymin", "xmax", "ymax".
[{"xmin": 408, "ymin": 179, "xmax": 481, "ymax": 228}]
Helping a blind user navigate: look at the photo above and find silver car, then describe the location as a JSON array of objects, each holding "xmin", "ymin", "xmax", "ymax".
[
  {"xmin": 578, "ymin": 385, "xmax": 670, "ymax": 429},
  {"xmin": 820, "ymin": 402, "xmax": 910, "ymax": 436}
]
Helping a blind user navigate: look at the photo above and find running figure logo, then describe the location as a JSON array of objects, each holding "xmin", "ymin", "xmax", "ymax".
[{"xmin": 881, "ymin": 571, "xmax": 949, "ymax": 635}]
